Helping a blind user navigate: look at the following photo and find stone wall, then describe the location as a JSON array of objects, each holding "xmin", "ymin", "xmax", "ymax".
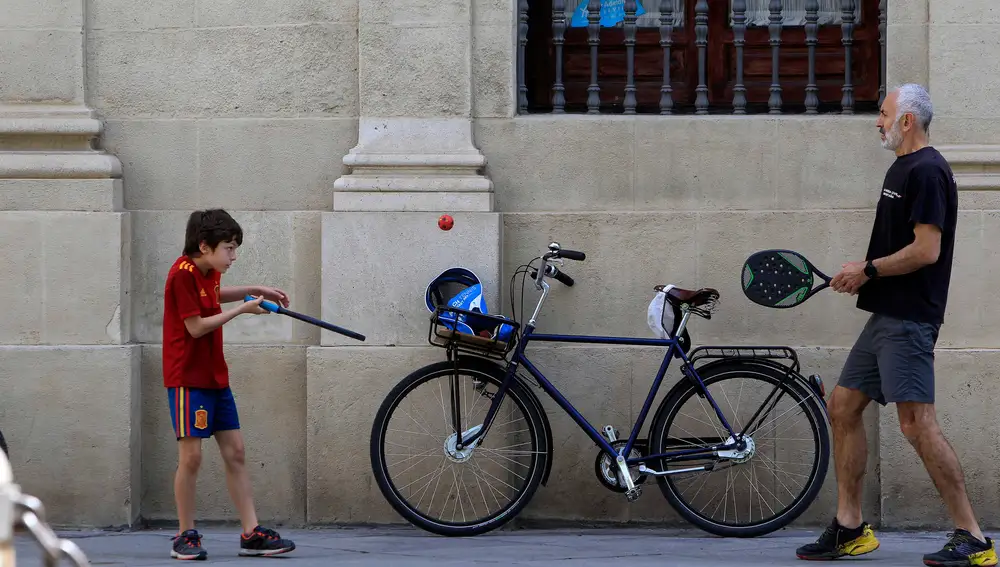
[{"xmin": 2, "ymin": 0, "xmax": 1000, "ymax": 532}]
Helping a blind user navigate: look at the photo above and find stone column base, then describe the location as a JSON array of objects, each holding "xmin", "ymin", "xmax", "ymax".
[
  {"xmin": 0, "ymin": 105, "xmax": 122, "ymax": 211},
  {"xmin": 332, "ymin": 118, "xmax": 493, "ymax": 212}
]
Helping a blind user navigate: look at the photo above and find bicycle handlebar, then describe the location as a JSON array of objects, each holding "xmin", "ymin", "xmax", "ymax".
[
  {"xmin": 558, "ymin": 249, "xmax": 586, "ymax": 261},
  {"xmin": 531, "ymin": 265, "xmax": 574, "ymax": 287},
  {"xmin": 534, "ymin": 242, "xmax": 585, "ymax": 290},
  {"xmin": 526, "ymin": 242, "xmax": 586, "ymax": 324}
]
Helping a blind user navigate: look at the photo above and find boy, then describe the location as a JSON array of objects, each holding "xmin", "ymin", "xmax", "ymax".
[{"xmin": 162, "ymin": 209, "xmax": 296, "ymax": 560}]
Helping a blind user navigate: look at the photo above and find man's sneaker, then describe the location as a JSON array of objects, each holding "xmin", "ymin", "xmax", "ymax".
[
  {"xmin": 922, "ymin": 529, "xmax": 998, "ymax": 567},
  {"xmin": 239, "ymin": 525, "xmax": 296, "ymax": 557},
  {"xmin": 795, "ymin": 518, "xmax": 880, "ymax": 560},
  {"xmin": 171, "ymin": 529, "xmax": 207, "ymax": 561}
]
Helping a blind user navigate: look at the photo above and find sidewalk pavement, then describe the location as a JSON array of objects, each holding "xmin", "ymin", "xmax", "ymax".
[{"xmin": 13, "ymin": 525, "xmax": 959, "ymax": 566}]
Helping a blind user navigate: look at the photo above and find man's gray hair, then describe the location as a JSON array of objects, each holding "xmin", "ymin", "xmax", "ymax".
[{"xmin": 894, "ymin": 83, "xmax": 933, "ymax": 133}]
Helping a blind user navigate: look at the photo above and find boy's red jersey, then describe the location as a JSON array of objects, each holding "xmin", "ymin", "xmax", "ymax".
[{"xmin": 162, "ymin": 256, "xmax": 229, "ymax": 389}]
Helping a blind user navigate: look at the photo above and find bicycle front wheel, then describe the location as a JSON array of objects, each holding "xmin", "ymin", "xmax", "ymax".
[
  {"xmin": 369, "ymin": 358, "xmax": 550, "ymax": 537},
  {"xmin": 649, "ymin": 360, "xmax": 830, "ymax": 537}
]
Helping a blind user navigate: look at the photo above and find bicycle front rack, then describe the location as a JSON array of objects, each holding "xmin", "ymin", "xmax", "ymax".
[{"xmin": 427, "ymin": 306, "xmax": 521, "ymax": 361}]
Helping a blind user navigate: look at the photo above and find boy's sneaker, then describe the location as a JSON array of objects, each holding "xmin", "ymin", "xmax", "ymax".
[
  {"xmin": 796, "ymin": 518, "xmax": 880, "ymax": 560},
  {"xmin": 171, "ymin": 529, "xmax": 207, "ymax": 560},
  {"xmin": 922, "ymin": 529, "xmax": 998, "ymax": 567},
  {"xmin": 239, "ymin": 525, "xmax": 296, "ymax": 557}
]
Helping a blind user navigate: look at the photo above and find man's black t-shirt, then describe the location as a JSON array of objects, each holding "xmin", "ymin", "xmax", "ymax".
[{"xmin": 856, "ymin": 146, "xmax": 958, "ymax": 325}]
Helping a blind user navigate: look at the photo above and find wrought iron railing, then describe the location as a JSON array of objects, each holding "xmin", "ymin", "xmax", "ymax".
[
  {"xmin": 518, "ymin": 0, "xmax": 886, "ymax": 115},
  {"xmin": 0, "ymin": 449, "xmax": 91, "ymax": 567}
]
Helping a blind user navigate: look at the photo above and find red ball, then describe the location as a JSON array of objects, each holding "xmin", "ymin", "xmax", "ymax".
[{"xmin": 438, "ymin": 214, "xmax": 454, "ymax": 231}]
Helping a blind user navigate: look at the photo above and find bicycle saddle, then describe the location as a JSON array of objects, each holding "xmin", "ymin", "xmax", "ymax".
[{"xmin": 654, "ymin": 285, "xmax": 720, "ymax": 307}]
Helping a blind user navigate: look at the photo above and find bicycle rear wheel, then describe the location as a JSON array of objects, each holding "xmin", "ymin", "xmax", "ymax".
[
  {"xmin": 649, "ymin": 360, "xmax": 830, "ymax": 537},
  {"xmin": 369, "ymin": 358, "xmax": 550, "ymax": 537}
]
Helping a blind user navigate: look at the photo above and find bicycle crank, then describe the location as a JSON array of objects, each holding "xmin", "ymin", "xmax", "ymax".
[{"xmin": 594, "ymin": 425, "xmax": 647, "ymax": 497}]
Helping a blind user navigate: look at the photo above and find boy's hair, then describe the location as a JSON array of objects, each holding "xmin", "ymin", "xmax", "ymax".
[{"xmin": 183, "ymin": 209, "xmax": 243, "ymax": 257}]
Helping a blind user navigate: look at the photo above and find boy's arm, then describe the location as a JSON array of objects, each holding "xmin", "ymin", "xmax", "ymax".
[
  {"xmin": 220, "ymin": 285, "xmax": 289, "ymax": 307},
  {"xmin": 184, "ymin": 298, "xmax": 264, "ymax": 338},
  {"xmin": 171, "ymin": 270, "xmax": 267, "ymax": 338},
  {"xmin": 219, "ymin": 285, "xmax": 258, "ymax": 303}
]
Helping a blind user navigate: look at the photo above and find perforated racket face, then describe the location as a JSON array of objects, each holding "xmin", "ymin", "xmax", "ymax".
[{"xmin": 742, "ymin": 251, "xmax": 815, "ymax": 308}]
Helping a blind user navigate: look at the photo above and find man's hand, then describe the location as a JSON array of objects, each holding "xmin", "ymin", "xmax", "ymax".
[
  {"xmin": 830, "ymin": 261, "xmax": 869, "ymax": 295},
  {"xmin": 252, "ymin": 285, "xmax": 290, "ymax": 308}
]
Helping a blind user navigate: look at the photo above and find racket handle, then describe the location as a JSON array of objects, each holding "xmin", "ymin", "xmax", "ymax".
[{"xmin": 244, "ymin": 295, "xmax": 279, "ymax": 313}]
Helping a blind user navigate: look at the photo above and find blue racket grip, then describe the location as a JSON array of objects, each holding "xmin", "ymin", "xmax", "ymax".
[{"xmin": 244, "ymin": 294, "xmax": 279, "ymax": 313}]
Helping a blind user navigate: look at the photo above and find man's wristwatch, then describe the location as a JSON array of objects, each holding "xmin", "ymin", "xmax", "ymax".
[{"xmin": 864, "ymin": 260, "xmax": 878, "ymax": 279}]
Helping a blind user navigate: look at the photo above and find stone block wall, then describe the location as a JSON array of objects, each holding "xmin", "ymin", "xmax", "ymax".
[{"xmin": 2, "ymin": 0, "xmax": 1000, "ymax": 532}]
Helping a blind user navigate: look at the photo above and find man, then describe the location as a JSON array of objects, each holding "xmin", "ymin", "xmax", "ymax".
[{"xmin": 794, "ymin": 84, "xmax": 997, "ymax": 567}]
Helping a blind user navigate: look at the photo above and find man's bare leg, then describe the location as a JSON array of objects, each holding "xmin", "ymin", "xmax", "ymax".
[
  {"xmin": 795, "ymin": 385, "xmax": 880, "ymax": 560},
  {"xmin": 897, "ymin": 402, "xmax": 984, "ymax": 543},
  {"xmin": 829, "ymin": 385, "xmax": 872, "ymax": 529}
]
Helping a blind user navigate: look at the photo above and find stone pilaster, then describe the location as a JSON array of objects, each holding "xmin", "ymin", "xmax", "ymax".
[
  {"xmin": 884, "ymin": 1, "xmax": 1000, "ymax": 188},
  {"xmin": 885, "ymin": 0, "xmax": 929, "ymax": 92},
  {"xmin": 321, "ymin": 0, "xmax": 500, "ymax": 347},
  {"xmin": 0, "ymin": 0, "xmax": 122, "ymax": 210},
  {"xmin": 877, "ymin": 0, "xmax": 1000, "ymax": 529},
  {"xmin": 925, "ymin": 0, "xmax": 1000, "ymax": 187},
  {"xmin": 925, "ymin": 0, "xmax": 1000, "ymax": 146},
  {"xmin": 310, "ymin": 1, "xmax": 501, "ymax": 522},
  {"xmin": 0, "ymin": 0, "xmax": 139, "ymax": 528},
  {"xmin": 331, "ymin": 0, "xmax": 493, "ymax": 212}
]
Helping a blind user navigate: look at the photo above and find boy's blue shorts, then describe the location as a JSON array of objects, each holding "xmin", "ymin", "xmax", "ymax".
[{"xmin": 167, "ymin": 386, "xmax": 241, "ymax": 439}]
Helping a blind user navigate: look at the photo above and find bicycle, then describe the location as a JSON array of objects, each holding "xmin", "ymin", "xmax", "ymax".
[{"xmin": 369, "ymin": 242, "xmax": 831, "ymax": 538}]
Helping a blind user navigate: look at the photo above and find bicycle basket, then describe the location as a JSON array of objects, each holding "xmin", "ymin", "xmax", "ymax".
[
  {"xmin": 425, "ymin": 267, "xmax": 519, "ymax": 359},
  {"xmin": 429, "ymin": 306, "xmax": 520, "ymax": 359}
]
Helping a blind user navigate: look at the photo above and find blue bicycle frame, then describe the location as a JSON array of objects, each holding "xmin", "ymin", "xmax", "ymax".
[{"xmin": 455, "ymin": 314, "xmax": 742, "ymax": 468}]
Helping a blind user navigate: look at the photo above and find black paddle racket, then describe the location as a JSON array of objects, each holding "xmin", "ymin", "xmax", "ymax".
[{"xmin": 741, "ymin": 249, "xmax": 832, "ymax": 309}]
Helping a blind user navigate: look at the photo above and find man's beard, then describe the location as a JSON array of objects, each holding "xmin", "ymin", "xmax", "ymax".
[{"xmin": 881, "ymin": 117, "xmax": 903, "ymax": 150}]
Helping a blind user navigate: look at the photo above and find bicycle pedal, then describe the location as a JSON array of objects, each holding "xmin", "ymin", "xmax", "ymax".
[{"xmin": 625, "ymin": 486, "xmax": 642, "ymax": 502}]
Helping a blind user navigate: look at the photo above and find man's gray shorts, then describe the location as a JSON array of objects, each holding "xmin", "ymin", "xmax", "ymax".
[{"xmin": 838, "ymin": 313, "xmax": 941, "ymax": 405}]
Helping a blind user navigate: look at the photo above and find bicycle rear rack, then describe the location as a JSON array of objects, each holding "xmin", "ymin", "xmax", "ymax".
[
  {"xmin": 1, "ymin": 450, "xmax": 91, "ymax": 567},
  {"xmin": 684, "ymin": 345, "xmax": 802, "ymax": 374},
  {"xmin": 681, "ymin": 345, "xmax": 828, "ymax": 404}
]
